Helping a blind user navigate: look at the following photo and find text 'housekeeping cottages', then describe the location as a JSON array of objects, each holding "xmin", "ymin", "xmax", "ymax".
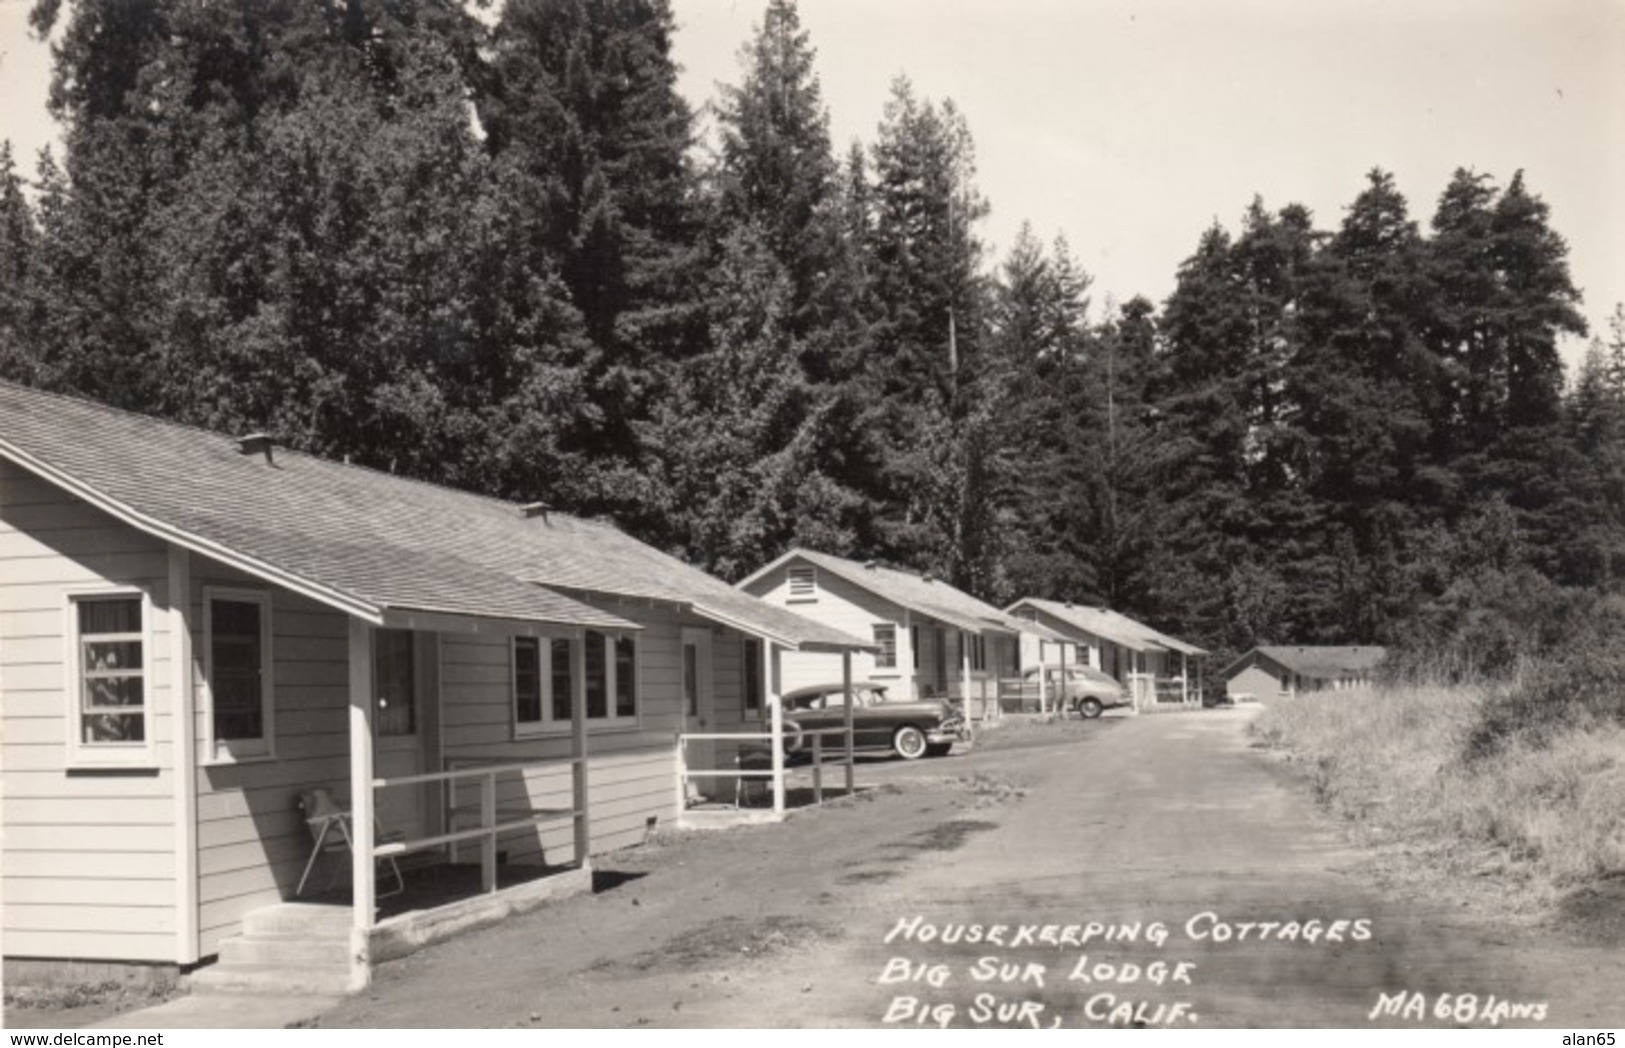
[{"xmin": 0, "ymin": 381, "xmax": 869, "ymax": 990}]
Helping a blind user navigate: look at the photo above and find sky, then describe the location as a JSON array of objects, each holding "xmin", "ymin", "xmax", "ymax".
[{"xmin": 3, "ymin": 0, "xmax": 1622, "ymax": 370}]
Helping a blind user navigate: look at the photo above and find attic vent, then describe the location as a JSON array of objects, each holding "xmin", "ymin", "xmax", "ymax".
[
  {"xmin": 520, "ymin": 501, "xmax": 551, "ymax": 520},
  {"xmin": 788, "ymin": 566, "xmax": 817, "ymax": 600},
  {"xmin": 236, "ymin": 433, "xmax": 274, "ymax": 465}
]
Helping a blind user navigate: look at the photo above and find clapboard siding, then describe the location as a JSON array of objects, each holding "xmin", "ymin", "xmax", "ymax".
[
  {"xmin": 0, "ymin": 458, "xmax": 179, "ymax": 963},
  {"xmin": 190, "ymin": 564, "xmax": 353, "ymax": 958},
  {"xmin": 744, "ymin": 562, "xmax": 906, "ymax": 694}
]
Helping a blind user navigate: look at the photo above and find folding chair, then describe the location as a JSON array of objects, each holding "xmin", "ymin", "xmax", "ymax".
[
  {"xmin": 734, "ymin": 747, "xmax": 775, "ymax": 809},
  {"xmin": 294, "ymin": 788, "xmax": 405, "ymax": 898}
]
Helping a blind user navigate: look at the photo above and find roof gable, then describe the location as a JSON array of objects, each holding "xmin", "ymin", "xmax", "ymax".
[
  {"xmin": 1008, "ymin": 598, "xmax": 1207, "ymax": 656},
  {"xmin": 744, "ymin": 549, "xmax": 1031, "ymax": 637}
]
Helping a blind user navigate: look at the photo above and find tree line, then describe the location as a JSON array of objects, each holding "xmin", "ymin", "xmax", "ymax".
[{"xmin": 1, "ymin": 0, "xmax": 1620, "ymax": 671}]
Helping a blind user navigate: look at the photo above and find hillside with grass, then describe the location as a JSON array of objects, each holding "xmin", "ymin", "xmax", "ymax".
[{"xmin": 1251, "ymin": 607, "xmax": 1625, "ymax": 931}]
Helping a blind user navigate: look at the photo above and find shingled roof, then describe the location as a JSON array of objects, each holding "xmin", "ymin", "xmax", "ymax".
[
  {"xmin": 0, "ymin": 381, "xmax": 870, "ymax": 651},
  {"xmin": 1233, "ymin": 645, "xmax": 1388, "ymax": 680},
  {"xmin": 739, "ymin": 548, "xmax": 1040, "ymax": 637},
  {"xmin": 1007, "ymin": 598, "xmax": 1208, "ymax": 656}
]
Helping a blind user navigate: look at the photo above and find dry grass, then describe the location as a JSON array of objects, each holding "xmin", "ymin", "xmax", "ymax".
[{"xmin": 1253, "ymin": 683, "xmax": 1625, "ymax": 916}]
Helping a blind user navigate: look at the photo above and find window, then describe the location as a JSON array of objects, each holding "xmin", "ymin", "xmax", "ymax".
[
  {"xmin": 514, "ymin": 637, "xmax": 543, "ymax": 727},
  {"xmin": 515, "ymin": 633, "xmax": 636, "ymax": 734},
  {"xmin": 206, "ymin": 589, "xmax": 273, "ymax": 760},
  {"xmin": 615, "ymin": 636, "xmax": 637, "ymax": 717},
  {"xmin": 550, "ymin": 639, "xmax": 572, "ymax": 722},
  {"xmin": 71, "ymin": 593, "xmax": 148, "ymax": 759},
  {"xmin": 911, "ymin": 625, "xmax": 919, "ymax": 670},
  {"xmin": 684, "ymin": 643, "xmax": 699, "ymax": 716},
  {"xmin": 374, "ymin": 629, "xmax": 415, "ymax": 736},
  {"xmin": 787, "ymin": 566, "xmax": 817, "ymax": 601},
  {"xmin": 969, "ymin": 633, "xmax": 986, "ymax": 672},
  {"xmin": 585, "ymin": 630, "xmax": 638, "ymax": 725},
  {"xmin": 741, "ymin": 638, "xmax": 763, "ymax": 715},
  {"xmin": 873, "ymin": 625, "xmax": 897, "ymax": 669}
]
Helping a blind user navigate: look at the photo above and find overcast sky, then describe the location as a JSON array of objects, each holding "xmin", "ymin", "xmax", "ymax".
[{"xmin": 4, "ymin": 0, "xmax": 1621, "ymax": 370}]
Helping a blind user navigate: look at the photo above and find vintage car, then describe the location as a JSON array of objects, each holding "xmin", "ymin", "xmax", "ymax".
[
  {"xmin": 780, "ymin": 682, "xmax": 965, "ymax": 760},
  {"xmin": 1007, "ymin": 663, "xmax": 1132, "ymax": 718}
]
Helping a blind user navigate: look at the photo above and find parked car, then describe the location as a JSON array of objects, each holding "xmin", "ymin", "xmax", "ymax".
[
  {"xmin": 1011, "ymin": 663, "xmax": 1132, "ymax": 719},
  {"xmin": 780, "ymin": 682, "xmax": 966, "ymax": 760}
]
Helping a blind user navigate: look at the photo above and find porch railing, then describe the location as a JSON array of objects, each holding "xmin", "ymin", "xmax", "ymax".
[
  {"xmin": 372, "ymin": 755, "xmax": 582, "ymax": 896},
  {"xmin": 678, "ymin": 727, "xmax": 856, "ymax": 813}
]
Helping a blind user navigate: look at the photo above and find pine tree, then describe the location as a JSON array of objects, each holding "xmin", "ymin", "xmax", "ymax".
[
  {"xmin": 0, "ymin": 142, "xmax": 36, "ymax": 374},
  {"xmin": 484, "ymin": 0, "xmax": 703, "ymax": 509},
  {"xmin": 865, "ymin": 77, "xmax": 994, "ymax": 589}
]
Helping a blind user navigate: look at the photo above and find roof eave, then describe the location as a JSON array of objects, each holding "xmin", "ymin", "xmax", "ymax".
[{"xmin": 0, "ymin": 439, "xmax": 386, "ymax": 625}]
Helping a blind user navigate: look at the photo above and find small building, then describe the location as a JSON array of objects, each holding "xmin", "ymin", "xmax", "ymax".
[
  {"xmin": 737, "ymin": 550, "xmax": 1054, "ymax": 719},
  {"xmin": 1223, "ymin": 646, "xmax": 1388, "ymax": 702},
  {"xmin": 1005, "ymin": 599, "xmax": 1208, "ymax": 710},
  {"xmin": 0, "ymin": 381, "xmax": 867, "ymax": 990}
]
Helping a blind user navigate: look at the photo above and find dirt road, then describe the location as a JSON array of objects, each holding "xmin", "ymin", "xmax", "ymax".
[{"xmin": 318, "ymin": 709, "xmax": 1625, "ymax": 1029}]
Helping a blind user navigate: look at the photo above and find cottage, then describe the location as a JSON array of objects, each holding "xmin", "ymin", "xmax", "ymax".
[
  {"xmin": 0, "ymin": 381, "xmax": 868, "ymax": 991},
  {"xmin": 1004, "ymin": 599, "xmax": 1208, "ymax": 710},
  {"xmin": 1222, "ymin": 646, "xmax": 1388, "ymax": 702},
  {"xmin": 737, "ymin": 550, "xmax": 1052, "ymax": 719}
]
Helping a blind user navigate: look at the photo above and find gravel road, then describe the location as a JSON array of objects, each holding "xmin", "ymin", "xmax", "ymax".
[{"xmin": 316, "ymin": 708, "xmax": 1625, "ymax": 1029}]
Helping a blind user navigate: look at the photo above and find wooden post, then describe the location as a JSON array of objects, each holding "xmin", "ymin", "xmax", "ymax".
[
  {"xmin": 572, "ymin": 631, "xmax": 590, "ymax": 867},
  {"xmin": 1059, "ymin": 638, "xmax": 1070, "ymax": 717},
  {"xmin": 812, "ymin": 734, "xmax": 823, "ymax": 805},
  {"xmin": 842, "ymin": 651, "xmax": 854, "ymax": 797},
  {"xmin": 960, "ymin": 632, "xmax": 973, "ymax": 731},
  {"xmin": 1036, "ymin": 638, "xmax": 1046, "ymax": 716},
  {"xmin": 480, "ymin": 771, "xmax": 497, "ymax": 893},
  {"xmin": 768, "ymin": 642, "xmax": 784, "ymax": 815},
  {"xmin": 167, "ymin": 545, "xmax": 199, "ymax": 965},
  {"xmin": 347, "ymin": 618, "xmax": 376, "ymax": 931}
]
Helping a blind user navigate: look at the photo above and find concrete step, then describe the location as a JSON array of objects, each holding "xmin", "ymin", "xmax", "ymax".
[
  {"xmin": 218, "ymin": 933, "xmax": 351, "ymax": 968},
  {"xmin": 186, "ymin": 961, "xmax": 356, "ymax": 997},
  {"xmin": 241, "ymin": 903, "xmax": 350, "ymax": 938}
]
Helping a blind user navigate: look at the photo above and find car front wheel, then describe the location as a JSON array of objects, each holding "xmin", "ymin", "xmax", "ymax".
[
  {"xmin": 893, "ymin": 725, "xmax": 928, "ymax": 760},
  {"xmin": 1076, "ymin": 698, "xmax": 1104, "ymax": 719}
]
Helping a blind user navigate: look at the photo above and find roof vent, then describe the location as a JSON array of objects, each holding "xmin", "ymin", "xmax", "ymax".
[
  {"xmin": 864, "ymin": 560, "xmax": 878, "ymax": 570},
  {"xmin": 521, "ymin": 501, "xmax": 551, "ymax": 520},
  {"xmin": 922, "ymin": 573, "xmax": 934, "ymax": 583},
  {"xmin": 236, "ymin": 433, "xmax": 274, "ymax": 466}
]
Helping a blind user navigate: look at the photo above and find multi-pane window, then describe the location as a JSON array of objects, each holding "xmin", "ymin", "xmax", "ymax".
[
  {"xmin": 515, "ymin": 633, "xmax": 630, "ymax": 734},
  {"xmin": 514, "ymin": 636, "xmax": 543, "ymax": 727},
  {"xmin": 585, "ymin": 631, "xmax": 638, "ymax": 724},
  {"xmin": 742, "ymin": 638, "xmax": 763, "ymax": 715},
  {"xmin": 74, "ymin": 595, "xmax": 145, "ymax": 747},
  {"xmin": 550, "ymin": 638, "xmax": 572, "ymax": 722},
  {"xmin": 614, "ymin": 637, "xmax": 637, "ymax": 717},
  {"xmin": 374, "ymin": 629, "xmax": 416, "ymax": 736},
  {"xmin": 873, "ymin": 625, "xmax": 897, "ymax": 669},
  {"xmin": 788, "ymin": 566, "xmax": 817, "ymax": 600},
  {"xmin": 207, "ymin": 591, "xmax": 273, "ymax": 758}
]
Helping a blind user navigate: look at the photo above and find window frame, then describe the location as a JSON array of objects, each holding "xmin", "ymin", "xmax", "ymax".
[
  {"xmin": 64, "ymin": 586, "xmax": 155, "ymax": 770},
  {"xmin": 741, "ymin": 637, "xmax": 763, "ymax": 718},
  {"xmin": 511, "ymin": 634, "xmax": 548, "ymax": 738},
  {"xmin": 873, "ymin": 624, "xmax": 897, "ymax": 670},
  {"xmin": 515, "ymin": 630, "xmax": 640, "ymax": 735},
  {"xmin": 202, "ymin": 586, "xmax": 276, "ymax": 764}
]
